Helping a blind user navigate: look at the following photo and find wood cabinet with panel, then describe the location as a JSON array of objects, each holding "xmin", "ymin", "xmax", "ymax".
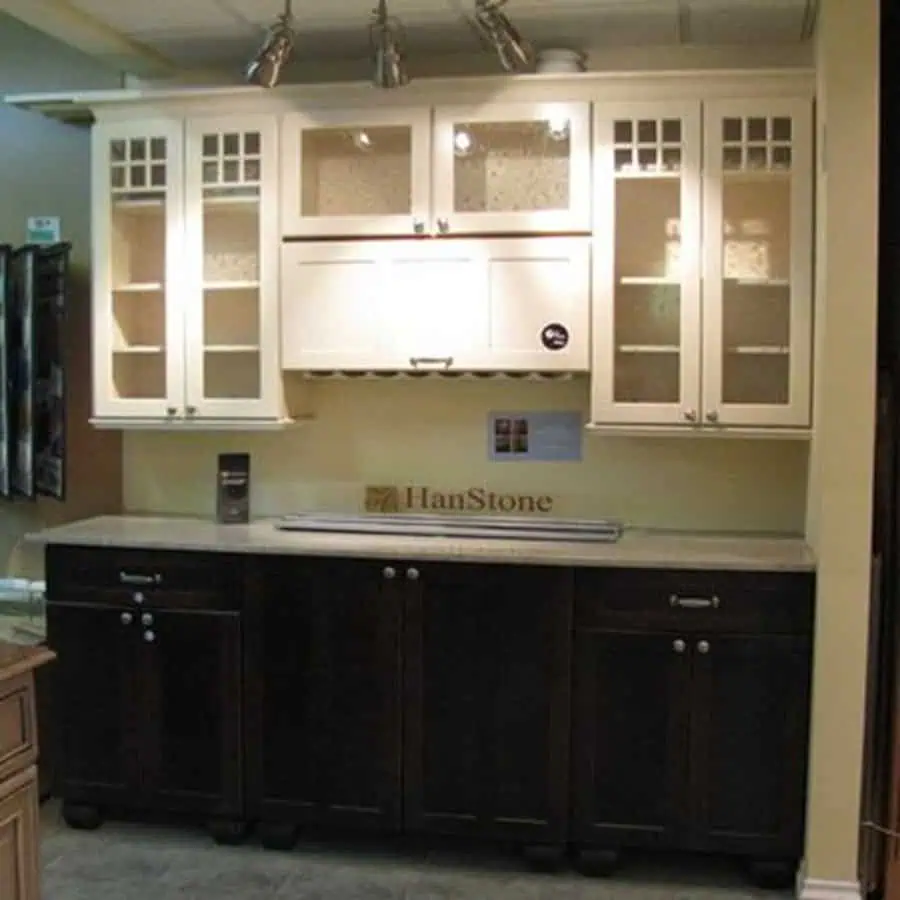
[
  {"xmin": 281, "ymin": 236, "xmax": 590, "ymax": 372},
  {"xmin": 280, "ymin": 102, "xmax": 591, "ymax": 238},
  {"xmin": 591, "ymin": 98, "xmax": 813, "ymax": 433},
  {"xmin": 92, "ymin": 115, "xmax": 286, "ymax": 428}
]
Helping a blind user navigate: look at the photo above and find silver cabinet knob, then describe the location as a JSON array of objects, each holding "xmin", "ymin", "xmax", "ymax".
[
  {"xmin": 186, "ymin": 406, "xmax": 197, "ymax": 416},
  {"xmin": 143, "ymin": 630, "xmax": 156, "ymax": 643},
  {"xmin": 684, "ymin": 409, "xmax": 698, "ymax": 422},
  {"xmin": 697, "ymin": 640, "xmax": 710, "ymax": 654},
  {"xmin": 673, "ymin": 639, "xmax": 686, "ymax": 654},
  {"xmin": 437, "ymin": 218, "xmax": 450, "ymax": 234},
  {"xmin": 705, "ymin": 410, "xmax": 720, "ymax": 424},
  {"xmin": 413, "ymin": 219, "xmax": 425, "ymax": 234},
  {"xmin": 166, "ymin": 406, "xmax": 177, "ymax": 416},
  {"xmin": 141, "ymin": 613, "xmax": 154, "ymax": 627},
  {"xmin": 121, "ymin": 612, "xmax": 133, "ymax": 626},
  {"xmin": 406, "ymin": 567, "xmax": 420, "ymax": 581},
  {"xmin": 383, "ymin": 566, "xmax": 396, "ymax": 580},
  {"xmin": 133, "ymin": 591, "xmax": 145, "ymax": 605}
]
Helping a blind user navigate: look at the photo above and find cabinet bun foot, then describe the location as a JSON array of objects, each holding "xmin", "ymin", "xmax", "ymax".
[
  {"xmin": 522, "ymin": 844, "xmax": 565, "ymax": 872},
  {"xmin": 258, "ymin": 821, "xmax": 299, "ymax": 852},
  {"xmin": 61, "ymin": 802, "xmax": 102, "ymax": 831},
  {"xmin": 746, "ymin": 858, "xmax": 796, "ymax": 890},
  {"xmin": 574, "ymin": 847, "xmax": 620, "ymax": 877},
  {"xmin": 208, "ymin": 818, "xmax": 248, "ymax": 846}
]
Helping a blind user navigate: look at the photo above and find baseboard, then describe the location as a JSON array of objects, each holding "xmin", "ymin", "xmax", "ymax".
[{"xmin": 798, "ymin": 876, "xmax": 863, "ymax": 900}]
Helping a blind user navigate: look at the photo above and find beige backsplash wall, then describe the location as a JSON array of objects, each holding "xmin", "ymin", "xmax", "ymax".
[{"xmin": 124, "ymin": 379, "xmax": 808, "ymax": 533}]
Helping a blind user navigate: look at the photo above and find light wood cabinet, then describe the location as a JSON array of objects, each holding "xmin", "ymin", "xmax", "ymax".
[
  {"xmin": 92, "ymin": 115, "xmax": 286, "ymax": 428},
  {"xmin": 280, "ymin": 102, "xmax": 591, "ymax": 238},
  {"xmin": 591, "ymin": 97, "xmax": 813, "ymax": 432},
  {"xmin": 0, "ymin": 767, "xmax": 39, "ymax": 900},
  {"xmin": 281, "ymin": 237, "xmax": 590, "ymax": 372}
]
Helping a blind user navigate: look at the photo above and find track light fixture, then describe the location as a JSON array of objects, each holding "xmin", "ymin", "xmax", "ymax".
[
  {"xmin": 472, "ymin": 0, "xmax": 534, "ymax": 74},
  {"xmin": 246, "ymin": 0, "xmax": 295, "ymax": 88},
  {"xmin": 370, "ymin": 0, "xmax": 410, "ymax": 89}
]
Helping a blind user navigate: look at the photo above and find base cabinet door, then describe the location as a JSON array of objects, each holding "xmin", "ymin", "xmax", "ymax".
[
  {"xmin": 403, "ymin": 564, "xmax": 572, "ymax": 844},
  {"xmin": 572, "ymin": 631, "xmax": 691, "ymax": 847},
  {"xmin": 0, "ymin": 767, "xmax": 40, "ymax": 900},
  {"xmin": 247, "ymin": 558, "xmax": 403, "ymax": 832}
]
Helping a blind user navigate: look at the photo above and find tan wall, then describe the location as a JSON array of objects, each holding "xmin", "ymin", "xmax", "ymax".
[
  {"xmin": 0, "ymin": 13, "xmax": 123, "ymax": 577},
  {"xmin": 803, "ymin": 0, "xmax": 879, "ymax": 888},
  {"xmin": 125, "ymin": 378, "xmax": 809, "ymax": 532}
]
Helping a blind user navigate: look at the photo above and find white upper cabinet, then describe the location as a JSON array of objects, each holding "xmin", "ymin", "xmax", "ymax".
[
  {"xmin": 184, "ymin": 115, "xmax": 282, "ymax": 422},
  {"xmin": 92, "ymin": 119, "xmax": 185, "ymax": 421},
  {"xmin": 702, "ymin": 99, "xmax": 813, "ymax": 429},
  {"xmin": 281, "ymin": 237, "xmax": 590, "ymax": 372},
  {"xmin": 432, "ymin": 102, "xmax": 592, "ymax": 235},
  {"xmin": 591, "ymin": 102, "xmax": 702, "ymax": 426},
  {"xmin": 281, "ymin": 108, "xmax": 431, "ymax": 237}
]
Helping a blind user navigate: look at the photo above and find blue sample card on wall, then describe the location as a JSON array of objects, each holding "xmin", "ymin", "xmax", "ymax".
[{"xmin": 488, "ymin": 411, "xmax": 583, "ymax": 462}]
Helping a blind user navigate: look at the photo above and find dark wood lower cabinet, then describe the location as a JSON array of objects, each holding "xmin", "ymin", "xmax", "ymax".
[{"xmin": 45, "ymin": 545, "xmax": 815, "ymax": 885}]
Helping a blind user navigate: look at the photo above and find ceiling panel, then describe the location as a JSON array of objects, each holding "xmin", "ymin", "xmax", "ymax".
[{"xmin": 687, "ymin": 0, "xmax": 809, "ymax": 43}]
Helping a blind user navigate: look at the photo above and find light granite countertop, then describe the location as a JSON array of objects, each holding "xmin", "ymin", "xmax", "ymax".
[{"xmin": 26, "ymin": 515, "xmax": 815, "ymax": 572}]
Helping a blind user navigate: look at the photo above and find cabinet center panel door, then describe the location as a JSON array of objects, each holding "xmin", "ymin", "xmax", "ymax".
[
  {"xmin": 46, "ymin": 602, "xmax": 141, "ymax": 804},
  {"xmin": 138, "ymin": 609, "xmax": 243, "ymax": 817}
]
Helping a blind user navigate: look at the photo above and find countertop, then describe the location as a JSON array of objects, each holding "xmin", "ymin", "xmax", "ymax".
[
  {"xmin": 0, "ymin": 642, "xmax": 54, "ymax": 682},
  {"xmin": 27, "ymin": 515, "xmax": 816, "ymax": 572}
]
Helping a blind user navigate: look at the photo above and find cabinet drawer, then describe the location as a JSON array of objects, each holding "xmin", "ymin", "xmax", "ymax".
[
  {"xmin": 574, "ymin": 568, "xmax": 814, "ymax": 635},
  {"xmin": 0, "ymin": 674, "xmax": 36, "ymax": 784},
  {"xmin": 47, "ymin": 547, "xmax": 243, "ymax": 612}
]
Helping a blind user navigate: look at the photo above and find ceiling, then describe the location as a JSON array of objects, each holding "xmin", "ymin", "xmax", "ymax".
[{"xmin": 0, "ymin": 0, "xmax": 818, "ymax": 80}]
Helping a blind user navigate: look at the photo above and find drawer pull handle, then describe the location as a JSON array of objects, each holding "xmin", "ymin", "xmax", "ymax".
[
  {"xmin": 669, "ymin": 594, "xmax": 720, "ymax": 610},
  {"xmin": 119, "ymin": 571, "xmax": 162, "ymax": 587}
]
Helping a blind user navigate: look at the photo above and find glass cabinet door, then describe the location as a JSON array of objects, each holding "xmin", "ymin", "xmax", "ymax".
[
  {"xmin": 702, "ymin": 99, "xmax": 813, "ymax": 428},
  {"xmin": 281, "ymin": 109, "xmax": 431, "ymax": 238},
  {"xmin": 93, "ymin": 120, "xmax": 184, "ymax": 420},
  {"xmin": 433, "ymin": 102, "xmax": 591, "ymax": 235},
  {"xmin": 184, "ymin": 115, "xmax": 281, "ymax": 421},
  {"xmin": 590, "ymin": 102, "xmax": 702, "ymax": 426}
]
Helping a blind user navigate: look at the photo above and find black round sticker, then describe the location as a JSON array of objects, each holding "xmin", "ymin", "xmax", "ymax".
[{"xmin": 541, "ymin": 323, "xmax": 569, "ymax": 351}]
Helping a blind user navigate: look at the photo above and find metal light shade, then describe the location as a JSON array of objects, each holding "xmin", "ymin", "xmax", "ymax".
[
  {"xmin": 370, "ymin": 0, "xmax": 410, "ymax": 88},
  {"xmin": 473, "ymin": 0, "xmax": 534, "ymax": 73},
  {"xmin": 246, "ymin": 7, "xmax": 295, "ymax": 88}
]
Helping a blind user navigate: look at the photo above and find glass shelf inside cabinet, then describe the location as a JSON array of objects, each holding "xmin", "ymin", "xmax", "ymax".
[
  {"xmin": 300, "ymin": 125, "xmax": 412, "ymax": 218},
  {"xmin": 451, "ymin": 116, "xmax": 571, "ymax": 214},
  {"xmin": 200, "ymin": 131, "xmax": 262, "ymax": 400},
  {"xmin": 109, "ymin": 136, "xmax": 169, "ymax": 401},
  {"xmin": 612, "ymin": 116, "xmax": 684, "ymax": 404},
  {"xmin": 720, "ymin": 115, "xmax": 793, "ymax": 406}
]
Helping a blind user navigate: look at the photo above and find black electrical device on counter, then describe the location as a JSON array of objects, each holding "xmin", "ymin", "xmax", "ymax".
[{"xmin": 6, "ymin": 242, "xmax": 70, "ymax": 502}]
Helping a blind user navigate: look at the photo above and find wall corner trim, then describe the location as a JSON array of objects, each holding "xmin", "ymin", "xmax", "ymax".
[{"xmin": 798, "ymin": 877, "xmax": 864, "ymax": 900}]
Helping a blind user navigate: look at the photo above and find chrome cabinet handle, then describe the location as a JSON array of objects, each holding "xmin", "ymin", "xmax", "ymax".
[
  {"xmin": 120, "ymin": 612, "xmax": 133, "ymax": 626},
  {"xmin": 407, "ymin": 567, "xmax": 420, "ymax": 581},
  {"xmin": 119, "ymin": 572, "xmax": 161, "ymax": 587},
  {"xmin": 697, "ymin": 640, "xmax": 710, "ymax": 654},
  {"xmin": 673, "ymin": 639, "xmax": 686, "ymax": 654},
  {"xmin": 706, "ymin": 410, "xmax": 720, "ymax": 424},
  {"xmin": 141, "ymin": 613, "xmax": 154, "ymax": 627},
  {"xmin": 143, "ymin": 630, "xmax": 156, "ymax": 643},
  {"xmin": 437, "ymin": 218, "xmax": 450, "ymax": 234},
  {"xmin": 684, "ymin": 409, "xmax": 698, "ymax": 422},
  {"xmin": 133, "ymin": 591, "xmax": 145, "ymax": 605},
  {"xmin": 383, "ymin": 566, "xmax": 397, "ymax": 580},
  {"xmin": 410, "ymin": 357, "xmax": 454, "ymax": 369},
  {"xmin": 669, "ymin": 594, "xmax": 720, "ymax": 609}
]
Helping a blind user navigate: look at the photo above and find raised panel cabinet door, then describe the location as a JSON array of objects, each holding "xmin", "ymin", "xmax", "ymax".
[
  {"xmin": 139, "ymin": 609, "xmax": 243, "ymax": 817},
  {"xmin": 0, "ymin": 767, "xmax": 40, "ymax": 900},
  {"xmin": 246, "ymin": 558, "xmax": 403, "ymax": 831},
  {"xmin": 687, "ymin": 634, "xmax": 811, "ymax": 857},
  {"xmin": 591, "ymin": 101, "xmax": 703, "ymax": 426},
  {"xmin": 433, "ymin": 102, "xmax": 592, "ymax": 234},
  {"xmin": 571, "ymin": 630, "xmax": 692, "ymax": 849},
  {"xmin": 404, "ymin": 564, "xmax": 572, "ymax": 842},
  {"xmin": 701, "ymin": 99, "xmax": 814, "ymax": 429},
  {"xmin": 281, "ymin": 108, "xmax": 432, "ymax": 237},
  {"xmin": 46, "ymin": 602, "xmax": 139, "ymax": 806},
  {"xmin": 91, "ymin": 120, "xmax": 186, "ymax": 421},
  {"xmin": 184, "ymin": 115, "xmax": 283, "ymax": 421}
]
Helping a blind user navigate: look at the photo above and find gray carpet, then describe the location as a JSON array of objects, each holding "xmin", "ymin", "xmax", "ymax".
[{"xmin": 39, "ymin": 804, "xmax": 794, "ymax": 900}]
